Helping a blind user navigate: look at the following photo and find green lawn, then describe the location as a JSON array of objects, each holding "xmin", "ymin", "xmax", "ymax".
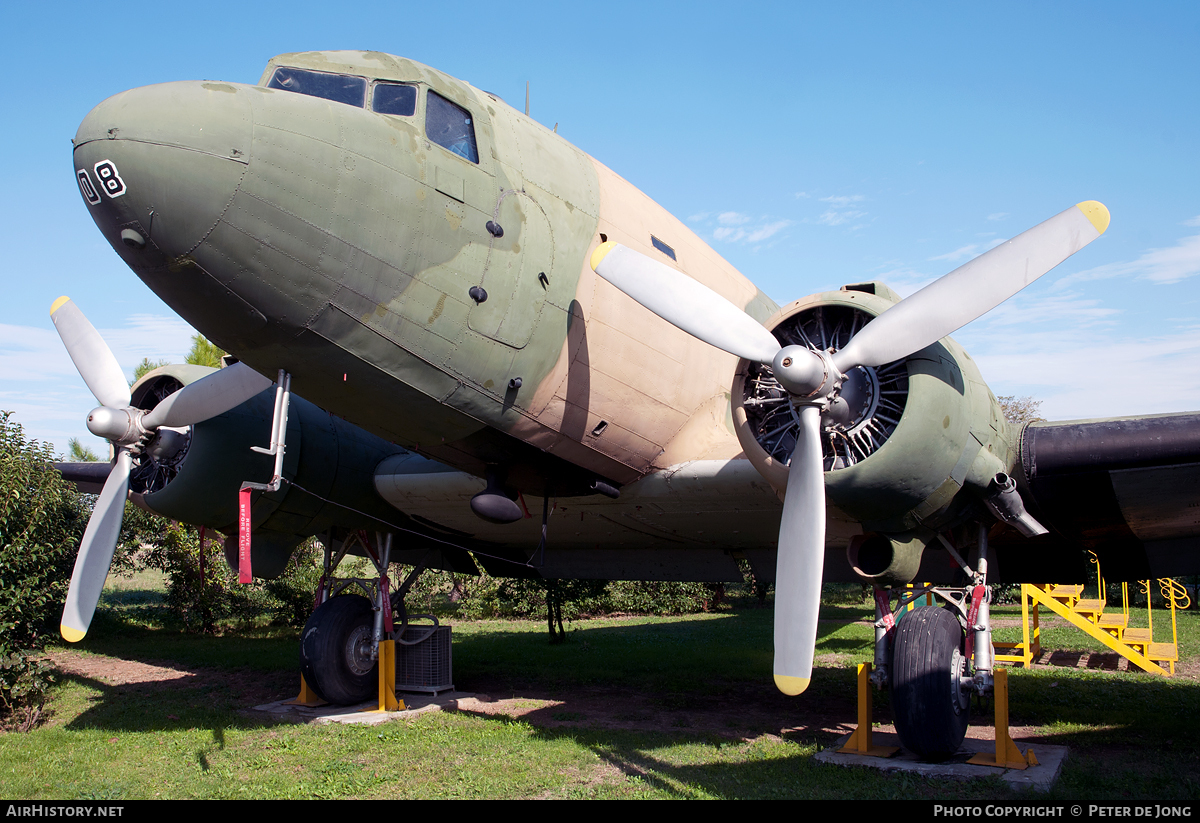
[{"xmin": 2, "ymin": 581, "xmax": 1197, "ymax": 799}]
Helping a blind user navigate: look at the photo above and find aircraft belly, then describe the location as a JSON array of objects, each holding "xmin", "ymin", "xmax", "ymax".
[{"xmin": 374, "ymin": 456, "xmax": 861, "ymax": 580}]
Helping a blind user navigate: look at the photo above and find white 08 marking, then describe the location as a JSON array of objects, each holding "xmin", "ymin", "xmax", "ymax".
[
  {"xmin": 93, "ymin": 160, "xmax": 127, "ymax": 198},
  {"xmin": 76, "ymin": 169, "xmax": 101, "ymax": 205}
]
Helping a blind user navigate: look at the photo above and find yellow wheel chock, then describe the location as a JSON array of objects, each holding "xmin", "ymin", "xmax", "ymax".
[{"xmin": 286, "ymin": 673, "xmax": 327, "ymax": 707}]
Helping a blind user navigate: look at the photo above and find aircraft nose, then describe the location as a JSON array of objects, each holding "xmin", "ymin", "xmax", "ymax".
[{"xmin": 73, "ymin": 81, "xmax": 252, "ymax": 260}]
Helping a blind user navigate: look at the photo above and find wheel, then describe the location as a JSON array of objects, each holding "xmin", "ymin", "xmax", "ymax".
[
  {"xmin": 890, "ymin": 605, "xmax": 971, "ymax": 759},
  {"xmin": 300, "ymin": 595, "xmax": 378, "ymax": 705}
]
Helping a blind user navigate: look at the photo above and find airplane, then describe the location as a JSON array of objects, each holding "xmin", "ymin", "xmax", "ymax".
[{"xmin": 53, "ymin": 50, "xmax": 1200, "ymax": 759}]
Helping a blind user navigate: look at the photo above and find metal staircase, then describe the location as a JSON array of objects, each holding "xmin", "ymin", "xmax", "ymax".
[{"xmin": 995, "ymin": 555, "xmax": 1189, "ymax": 676}]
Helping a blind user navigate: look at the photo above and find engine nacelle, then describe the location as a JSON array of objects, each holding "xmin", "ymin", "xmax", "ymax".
[
  {"xmin": 128, "ymin": 365, "xmax": 406, "ymax": 578},
  {"xmin": 732, "ymin": 282, "xmax": 1018, "ymax": 566}
]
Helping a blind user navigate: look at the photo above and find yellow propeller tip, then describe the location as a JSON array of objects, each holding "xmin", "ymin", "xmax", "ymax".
[
  {"xmin": 1076, "ymin": 201, "xmax": 1110, "ymax": 235},
  {"xmin": 589, "ymin": 240, "xmax": 617, "ymax": 272},
  {"xmin": 774, "ymin": 674, "xmax": 811, "ymax": 696},
  {"xmin": 60, "ymin": 623, "xmax": 86, "ymax": 643},
  {"xmin": 50, "ymin": 296, "xmax": 71, "ymax": 316}
]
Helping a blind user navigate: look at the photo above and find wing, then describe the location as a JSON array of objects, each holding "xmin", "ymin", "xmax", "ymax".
[{"xmin": 1012, "ymin": 412, "xmax": 1200, "ymax": 581}]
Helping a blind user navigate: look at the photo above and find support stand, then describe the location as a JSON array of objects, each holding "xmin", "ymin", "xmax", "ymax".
[
  {"xmin": 375, "ymin": 640, "xmax": 404, "ymax": 712},
  {"xmin": 968, "ymin": 669, "xmax": 1038, "ymax": 769},
  {"xmin": 838, "ymin": 663, "xmax": 898, "ymax": 757}
]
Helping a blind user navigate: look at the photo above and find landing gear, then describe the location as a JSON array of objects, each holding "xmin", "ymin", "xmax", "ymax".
[
  {"xmin": 890, "ymin": 605, "xmax": 971, "ymax": 759},
  {"xmin": 298, "ymin": 529, "xmax": 441, "ymax": 706},
  {"xmin": 300, "ymin": 594, "xmax": 377, "ymax": 704},
  {"xmin": 864, "ymin": 522, "xmax": 995, "ymax": 760}
]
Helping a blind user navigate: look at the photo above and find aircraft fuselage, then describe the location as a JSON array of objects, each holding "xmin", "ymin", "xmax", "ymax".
[{"xmin": 73, "ymin": 51, "xmax": 774, "ymax": 499}]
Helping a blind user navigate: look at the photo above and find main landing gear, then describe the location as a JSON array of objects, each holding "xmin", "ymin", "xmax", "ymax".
[
  {"xmin": 299, "ymin": 530, "xmax": 439, "ymax": 705},
  {"xmin": 870, "ymin": 522, "xmax": 995, "ymax": 760}
]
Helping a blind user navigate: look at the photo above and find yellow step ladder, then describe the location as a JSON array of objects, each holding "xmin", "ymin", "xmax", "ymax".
[{"xmin": 994, "ymin": 555, "xmax": 1187, "ymax": 676}]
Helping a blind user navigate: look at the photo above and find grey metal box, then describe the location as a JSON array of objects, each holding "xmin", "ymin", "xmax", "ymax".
[{"xmin": 395, "ymin": 625, "xmax": 453, "ymax": 694}]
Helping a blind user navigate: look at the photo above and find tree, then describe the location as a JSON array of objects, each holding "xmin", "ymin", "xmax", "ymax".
[
  {"xmin": 185, "ymin": 334, "xmax": 226, "ymax": 368},
  {"xmin": 998, "ymin": 395, "xmax": 1046, "ymax": 427},
  {"xmin": 132, "ymin": 357, "xmax": 170, "ymax": 384},
  {"xmin": 67, "ymin": 438, "xmax": 101, "ymax": 462}
]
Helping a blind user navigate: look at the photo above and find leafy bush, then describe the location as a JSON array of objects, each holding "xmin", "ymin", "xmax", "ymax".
[
  {"xmin": 116, "ymin": 509, "xmax": 323, "ymax": 632},
  {"xmin": 0, "ymin": 413, "xmax": 87, "ymax": 727}
]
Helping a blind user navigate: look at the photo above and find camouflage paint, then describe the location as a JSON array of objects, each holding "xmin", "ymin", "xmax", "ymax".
[{"xmin": 73, "ymin": 51, "xmax": 776, "ymax": 501}]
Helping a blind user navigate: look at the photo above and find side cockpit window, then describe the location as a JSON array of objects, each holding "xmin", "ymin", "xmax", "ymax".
[
  {"xmin": 268, "ymin": 67, "xmax": 367, "ymax": 107},
  {"xmin": 372, "ymin": 82, "xmax": 417, "ymax": 116},
  {"xmin": 426, "ymin": 91, "xmax": 478, "ymax": 163}
]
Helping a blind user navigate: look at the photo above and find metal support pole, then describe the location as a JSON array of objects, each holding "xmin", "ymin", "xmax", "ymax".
[
  {"xmin": 973, "ymin": 522, "xmax": 994, "ymax": 687},
  {"xmin": 871, "ymin": 586, "xmax": 891, "ymax": 689}
]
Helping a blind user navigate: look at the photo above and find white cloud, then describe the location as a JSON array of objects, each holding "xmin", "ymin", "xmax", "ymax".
[
  {"xmin": 819, "ymin": 195, "xmax": 865, "ymax": 207},
  {"xmin": 687, "ymin": 211, "xmax": 709, "ymax": 222},
  {"xmin": 1184, "ymin": 215, "xmax": 1200, "ymax": 227},
  {"xmin": 928, "ymin": 237, "xmax": 1007, "ymax": 263},
  {"xmin": 717, "ymin": 212, "xmax": 751, "ymax": 226},
  {"xmin": 809, "ymin": 195, "xmax": 869, "ymax": 228},
  {"xmin": 698, "ymin": 211, "xmax": 792, "ymax": 245},
  {"xmin": 929, "ymin": 244, "xmax": 982, "ymax": 263},
  {"xmin": 1057, "ymin": 232, "xmax": 1200, "ymax": 287},
  {"xmin": 987, "ymin": 212, "xmax": 1009, "ymax": 221},
  {"xmin": 746, "ymin": 220, "xmax": 791, "ymax": 243},
  {"xmin": 871, "ymin": 267, "xmax": 937, "ymax": 297},
  {"xmin": 967, "ymin": 289, "xmax": 1119, "ymax": 329},
  {"xmin": 961, "ymin": 323, "xmax": 1200, "ymax": 421},
  {"xmin": 816, "ymin": 209, "xmax": 867, "ymax": 226}
]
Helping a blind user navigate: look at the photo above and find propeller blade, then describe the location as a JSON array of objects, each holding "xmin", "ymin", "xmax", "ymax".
[
  {"xmin": 141, "ymin": 361, "xmax": 273, "ymax": 429},
  {"xmin": 50, "ymin": 297, "xmax": 131, "ymax": 410},
  {"xmin": 590, "ymin": 241, "xmax": 782, "ymax": 365},
  {"xmin": 60, "ymin": 449, "xmax": 133, "ymax": 642},
  {"xmin": 773, "ymin": 404, "xmax": 827, "ymax": 695},
  {"xmin": 832, "ymin": 201, "xmax": 1110, "ymax": 372}
]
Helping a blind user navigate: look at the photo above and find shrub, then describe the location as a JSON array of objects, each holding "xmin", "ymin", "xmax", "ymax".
[{"xmin": 0, "ymin": 413, "xmax": 87, "ymax": 727}]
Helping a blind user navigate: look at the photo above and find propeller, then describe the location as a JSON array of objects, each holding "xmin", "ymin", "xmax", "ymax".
[
  {"xmin": 50, "ymin": 297, "xmax": 273, "ymax": 641},
  {"xmin": 590, "ymin": 200, "xmax": 1110, "ymax": 694}
]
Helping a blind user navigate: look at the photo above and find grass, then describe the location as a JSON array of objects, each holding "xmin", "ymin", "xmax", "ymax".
[{"xmin": 1, "ymin": 581, "xmax": 1198, "ymax": 799}]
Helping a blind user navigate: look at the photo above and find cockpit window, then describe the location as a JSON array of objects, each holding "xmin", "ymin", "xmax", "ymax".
[
  {"xmin": 372, "ymin": 82, "xmax": 417, "ymax": 116},
  {"xmin": 268, "ymin": 67, "xmax": 367, "ymax": 108},
  {"xmin": 426, "ymin": 91, "xmax": 478, "ymax": 163}
]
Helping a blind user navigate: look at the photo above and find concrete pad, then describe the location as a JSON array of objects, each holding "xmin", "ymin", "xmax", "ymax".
[
  {"xmin": 252, "ymin": 690, "xmax": 476, "ymax": 726},
  {"xmin": 815, "ymin": 731, "xmax": 1067, "ymax": 792}
]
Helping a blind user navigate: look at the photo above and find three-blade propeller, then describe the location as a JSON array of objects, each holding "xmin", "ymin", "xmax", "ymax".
[
  {"xmin": 591, "ymin": 200, "xmax": 1110, "ymax": 694},
  {"xmin": 51, "ymin": 297, "xmax": 273, "ymax": 641}
]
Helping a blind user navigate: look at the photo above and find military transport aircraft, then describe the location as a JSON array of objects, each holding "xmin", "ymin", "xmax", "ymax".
[{"xmin": 55, "ymin": 50, "xmax": 1200, "ymax": 758}]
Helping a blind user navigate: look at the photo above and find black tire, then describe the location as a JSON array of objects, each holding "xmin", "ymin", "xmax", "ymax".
[
  {"xmin": 300, "ymin": 595, "xmax": 378, "ymax": 705},
  {"xmin": 890, "ymin": 605, "xmax": 970, "ymax": 760}
]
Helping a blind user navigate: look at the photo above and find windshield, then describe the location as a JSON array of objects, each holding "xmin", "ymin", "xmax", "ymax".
[
  {"xmin": 372, "ymin": 82, "xmax": 417, "ymax": 116},
  {"xmin": 268, "ymin": 67, "xmax": 367, "ymax": 108},
  {"xmin": 426, "ymin": 91, "xmax": 478, "ymax": 163}
]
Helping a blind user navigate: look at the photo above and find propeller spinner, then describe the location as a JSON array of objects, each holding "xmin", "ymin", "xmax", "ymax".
[
  {"xmin": 590, "ymin": 201, "xmax": 1110, "ymax": 694},
  {"xmin": 50, "ymin": 297, "xmax": 273, "ymax": 641}
]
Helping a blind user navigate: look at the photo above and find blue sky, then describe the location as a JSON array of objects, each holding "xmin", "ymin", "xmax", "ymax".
[{"xmin": 2, "ymin": 2, "xmax": 1198, "ymax": 454}]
